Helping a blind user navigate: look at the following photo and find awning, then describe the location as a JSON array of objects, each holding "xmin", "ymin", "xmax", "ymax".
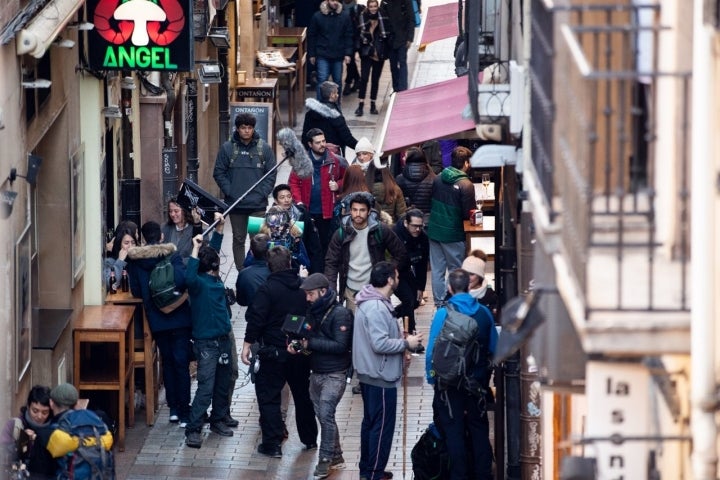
[
  {"xmin": 419, "ymin": 2, "xmax": 459, "ymax": 46},
  {"xmin": 16, "ymin": 0, "xmax": 83, "ymax": 57},
  {"xmin": 379, "ymin": 75, "xmax": 476, "ymax": 155}
]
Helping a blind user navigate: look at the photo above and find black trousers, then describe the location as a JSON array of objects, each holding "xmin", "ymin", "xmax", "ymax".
[
  {"xmin": 394, "ymin": 276, "xmax": 419, "ymax": 333},
  {"xmin": 255, "ymin": 352, "xmax": 318, "ymax": 448}
]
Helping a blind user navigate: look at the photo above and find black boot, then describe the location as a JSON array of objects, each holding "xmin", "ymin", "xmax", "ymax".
[
  {"xmin": 343, "ymin": 82, "xmax": 356, "ymax": 96},
  {"xmin": 370, "ymin": 101, "xmax": 379, "ymax": 115},
  {"xmin": 355, "ymin": 102, "xmax": 364, "ymax": 117}
]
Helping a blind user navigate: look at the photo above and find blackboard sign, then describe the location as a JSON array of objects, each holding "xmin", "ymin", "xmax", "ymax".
[{"xmin": 229, "ymin": 102, "xmax": 274, "ymax": 145}]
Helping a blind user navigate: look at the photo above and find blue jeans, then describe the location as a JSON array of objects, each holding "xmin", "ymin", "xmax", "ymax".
[
  {"xmin": 429, "ymin": 239, "xmax": 466, "ymax": 306},
  {"xmin": 359, "ymin": 383, "xmax": 397, "ymax": 480},
  {"xmin": 388, "ymin": 44, "xmax": 409, "ymax": 92},
  {"xmin": 433, "ymin": 387, "xmax": 494, "ymax": 479},
  {"xmin": 185, "ymin": 336, "xmax": 233, "ymax": 433},
  {"xmin": 153, "ymin": 328, "xmax": 192, "ymax": 420},
  {"xmin": 315, "ymin": 57, "xmax": 345, "ymax": 99},
  {"xmin": 309, "ymin": 371, "xmax": 347, "ymax": 460}
]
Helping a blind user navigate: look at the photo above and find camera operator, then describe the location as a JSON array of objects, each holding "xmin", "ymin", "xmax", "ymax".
[
  {"xmin": 287, "ymin": 273, "xmax": 353, "ymax": 478},
  {"xmin": 241, "ymin": 246, "xmax": 318, "ymax": 458}
]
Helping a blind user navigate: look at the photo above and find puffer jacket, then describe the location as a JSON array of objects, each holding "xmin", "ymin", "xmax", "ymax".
[
  {"xmin": 308, "ymin": 0, "xmax": 354, "ymax": 60},
  {"xmin": 395, "ymin": 161, "xmax": 435, "ymax": 214},
  {"xmin": 324, "ymin": 210, "xmax": 408, "ymax": 298},
  {"xmin": 305, "ymin": 288, "xmax": 353, "ymax": 374},
  {"xmin": 127, "ymin": 243, "xmax": 192, "ymax": 334},
  {"xmin": 213, "ymin": 130, "xmax": 277, "ymax": 214},
  {"xmin": 302, "ymin": 98, "xmax": 358, "ymax": 156},
  {"xmin": 289, "ymin": 148, "xmax": 347, "ymax": 219},
  {"xmin": 427, "ymin": 167, "xmax": 476, "ymax": 243}
]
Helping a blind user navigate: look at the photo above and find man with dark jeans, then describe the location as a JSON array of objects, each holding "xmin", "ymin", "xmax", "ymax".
[
  {"xmin": 426, "ymin": 269, "xmax": 497, "ymax": 479},
  {"xmin": 288, "ymin": 273, "xmax": 353, "ymax": 478},
  {"xmin": 241, "ymin": 246, "xmax": 318, "ymax": 458},
  {"xmin": 380, "ymin": 0, "xmax": 414, "ymax": 92},
  {"xmin": 184, "ymin": 224, "xmax": 235, "ymax": 449}
]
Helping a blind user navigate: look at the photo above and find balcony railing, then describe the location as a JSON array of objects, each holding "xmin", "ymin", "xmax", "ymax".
[{"xmin": 530, "ymin": 0, "xmax": 691, "ymax": 317}]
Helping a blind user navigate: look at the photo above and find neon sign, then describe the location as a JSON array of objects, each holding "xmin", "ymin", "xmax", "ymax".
[{"xmin": 87, "ymin": 0, "xmax": 193, "ymax": 71}]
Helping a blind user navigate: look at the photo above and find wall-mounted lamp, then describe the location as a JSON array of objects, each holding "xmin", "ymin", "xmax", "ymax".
[
  {"xmin": 207, "ymin": 27, "xmax": 230, "ymax": 48},
  {"xmin": 197, "ymin": 63, "xmax": 222, "ymax": 84},
  {"xmin": 8, "ymin": 154, "xmax": 43, "ymax": 187},
  {"xmin": 102, "ymin": 105, "xmax": 123, "ymax": 118},
  {"xmin": 67, "ymin": 22, "xmax": 95, "ymax": 31},
  {"xmin": 22, "ymin": 79, "xmax": 52, "ymax": 88},
  {"xmin": 0, "ymin": 190, "xmax": 18, "ymax": 219},
  {"xmin": 53, "ymin": 37, "xmax": 75, "ymax": 48},
  {"xmin": 121, "ymin": 76, "xmax": 136, "ymax": 90}
]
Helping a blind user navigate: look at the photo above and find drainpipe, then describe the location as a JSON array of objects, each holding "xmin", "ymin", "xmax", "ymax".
[
  {"xmin": 690, "ymin": 1, "xmax": 717, "ymax": 479},
  {"xmin": 186, "ymin": 78, "xmax": 199, "ymax": 183},
  {"xmin": 217, "ymin": 8, "xmax": 231, "ymax": 144},
  {"xmin": 161, "ymin": 72, "xmax": 178, "ymax": 214}
]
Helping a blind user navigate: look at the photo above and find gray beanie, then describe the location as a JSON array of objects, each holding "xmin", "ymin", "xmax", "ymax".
[
  {"xmin": 50, "ymin": 383, "xmax": 79, "ymax": 407},
  {"xmin": 320, "ymin": 81, "xmax": 338, "ymax": 101}
]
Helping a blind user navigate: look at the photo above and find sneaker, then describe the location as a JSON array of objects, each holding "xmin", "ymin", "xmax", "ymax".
[
  {"xmin": 314, "ymin": 458, "xmax": 332, "ymax": 478},
  {"xmin": 257, "ymin": 443, "xmax": 282, "ymax": 458},
  {"xmin": 220, "ymin": 414, "xmax": 239, "ymax": 427},
  {"xmin": 169, "ymin": 414, "xmax": 180, "ymax": 423},
  {"xmin": 185, "ymin": 431, "xmax": 202, "ymax": 448},
  {"xmin": 210, "ymin": 422, "xmax": 234, "ymax": 437},
  {"xmin": 305, "ymin": 442, "xmax": 318, "ymax": 451},
  {"xmin": 330, "ymin": 455, "xmax": 346, "ymax": 470},
  {"xmin": 179, "ymin": 417, "xmax": 188, "ymax": 428}
]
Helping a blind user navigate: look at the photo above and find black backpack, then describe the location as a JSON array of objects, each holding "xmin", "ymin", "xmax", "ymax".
[
  {"xmin": 430, "ymin": 303, "xmax": 487, "ymax": 397},
  {"xmin": 411, "ymin": 423, "xmax": 450, "ymax": 480},
  {"xmin": 149, "ymin": 256, "xmax": 188, "ymax": 313}
]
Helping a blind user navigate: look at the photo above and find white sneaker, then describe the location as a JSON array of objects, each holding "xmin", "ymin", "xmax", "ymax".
[
  {"xmin": 169, "ymin": 414, "xmax": 180, "ymax": 423},
  {"xmin": 179, "ymin": 421, "xmax": 187, "ymax": 428}
]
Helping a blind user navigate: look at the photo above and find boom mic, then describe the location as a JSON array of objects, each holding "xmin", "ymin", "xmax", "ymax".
[{"xmin": 277, "ymin": 127, "xmax": 313, "ymax": 178}]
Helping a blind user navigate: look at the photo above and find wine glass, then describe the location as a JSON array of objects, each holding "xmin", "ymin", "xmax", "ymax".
[{"xmin": 481, "ymin": 173, "xmax": 491, "ymax": 198}]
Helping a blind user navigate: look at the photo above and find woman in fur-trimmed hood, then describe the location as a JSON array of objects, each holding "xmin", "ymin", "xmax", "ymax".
[
  {"xmin": 302, "ymin": 81, "xmax": 358, "ymax": 157},
  {"xmin": 127, "ymin": 222, "xmax": 193, "ymax": 425}
]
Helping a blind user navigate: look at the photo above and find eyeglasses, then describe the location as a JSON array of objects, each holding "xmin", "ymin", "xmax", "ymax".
[{"xmin": 407, "ymin": 223, "xmax": 423, "ymax": 229}]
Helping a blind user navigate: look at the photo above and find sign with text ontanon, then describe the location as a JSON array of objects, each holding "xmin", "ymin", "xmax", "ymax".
[{"xmin": 87, "ymin": 0, "xmax": 194, "ymax": 71}]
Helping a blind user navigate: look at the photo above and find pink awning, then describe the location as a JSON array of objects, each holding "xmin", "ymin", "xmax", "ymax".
[
  {"xmin": 419, "ymin": 2, "xmax": 460, "ymax": 45},
  {"xmin": 380, "ymin": 76, "xmax": 476, "ymax": 154}
]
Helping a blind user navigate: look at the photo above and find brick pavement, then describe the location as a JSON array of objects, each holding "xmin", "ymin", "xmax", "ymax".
[{"xmin": 115, "ymin": 11, "xmax": 462, "ymax": 479}]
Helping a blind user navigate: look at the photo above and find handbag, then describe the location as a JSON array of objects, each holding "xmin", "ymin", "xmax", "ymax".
[{"xmin": 374, "ymin": 34, "xmax": 389, "ymax": 61}]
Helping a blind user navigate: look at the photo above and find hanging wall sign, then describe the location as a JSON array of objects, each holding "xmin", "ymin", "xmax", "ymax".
[{"xmin": 87, "ymin": 0, "xmax": 194, "ymax": 71}]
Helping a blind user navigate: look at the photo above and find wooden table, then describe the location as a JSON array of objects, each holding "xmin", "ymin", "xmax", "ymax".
[
  {"xmin": 106, "ymin": 291, "xmax": 159, "ymax": 426},
  {"xmin": 235, "ymin": 77, "xmax": 279, "ymax": 146},
  {"xmin": 267, "ymin": 27, "xmax": 307, "ymax": 117},
  {"xmin": 464, "ymin": 218, "xmax": 495, "ymax": 258},
  {"xmin": 73, "ymin": 305, "xmax": 135, "ymax": 451},
  {"xmin": 259, "ymin": 46, "xmax": 299, "ymax": 126}
]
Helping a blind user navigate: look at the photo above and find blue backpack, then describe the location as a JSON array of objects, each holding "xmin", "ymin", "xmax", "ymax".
[{"xmin": 53, "ymin": 410, "xmax": 115, "ymax": 480}]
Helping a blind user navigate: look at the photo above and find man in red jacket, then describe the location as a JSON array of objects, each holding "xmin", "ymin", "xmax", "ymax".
[{"xmin": 289, "ymin": 128, "xmax": 347, "ymax": 272}]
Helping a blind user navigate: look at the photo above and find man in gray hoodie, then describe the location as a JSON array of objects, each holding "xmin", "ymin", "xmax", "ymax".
[{"xmin": 352, "ymin": 261, "xmax": 423, "ymax": 480}]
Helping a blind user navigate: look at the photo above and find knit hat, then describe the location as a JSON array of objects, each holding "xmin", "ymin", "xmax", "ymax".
[
  {"xmin": 300, "ymin": 273, "xmax": 330, "ymax": 290},
  {"xmin": 355, "ymin": 137, "xmax": 375, "ymax": 155},
  {"xmin": 461, "ymin": 256, "xmax": 486, "ymax": 278},
  {"xmin": 50, "ymin": 383, "xmax": 79, "ymax": 407}
]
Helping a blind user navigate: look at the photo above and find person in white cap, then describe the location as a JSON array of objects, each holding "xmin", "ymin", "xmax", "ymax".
[{"xmin": 457, "ymin": 250, "xmax": 498, "ymax": 315}]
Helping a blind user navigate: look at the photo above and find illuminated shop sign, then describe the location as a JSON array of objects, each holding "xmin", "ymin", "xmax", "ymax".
[{"xmin": 87, "ymin": 0, "xmax": 193, "ymax": 71}]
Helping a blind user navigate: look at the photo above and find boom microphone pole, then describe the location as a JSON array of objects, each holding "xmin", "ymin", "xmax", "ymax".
[{"xmin": 202, "ymin": 128, "xmax": 312, "ymax": 236}]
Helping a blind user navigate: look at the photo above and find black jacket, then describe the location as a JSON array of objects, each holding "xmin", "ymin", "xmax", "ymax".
[
  {"xmin": 244, "ymin": 270, "xmax": 307, "ymax": 349},
  {"xmin": 324, "ymin": 213, "xmax": 408, "ymax": 298},
  {"xmin": 302, "ymin": 98, "xmax": 358, "ymax": 156},
  {"xmin": 395, "ymin": 161, "xmax": 435, "ymax": 214},
  {"xmin": 392, "ymin": 219, "xmax": 429, "ymax": 291},
  {"xmin": 308, "ymin": 0, "xmax": 354, "ymax": 60},
  {"xmin": 380, "ymin": 0, "xmax": 415, "ymax": 48},
  {"xmin": 127, "ymin": 243, "xmax": 192, "ymax": 333},
  {"xmin": 235, "ymin": 259, "xmax": 270, "ymax": 307},
  {"xmin": 305, "ymin": 289, "xmax": 353, "ymax": 373}
]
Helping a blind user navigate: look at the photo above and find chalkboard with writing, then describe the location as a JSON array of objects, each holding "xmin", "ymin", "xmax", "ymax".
[{"xmin": 229, "ymin": 102, "xmax": 274, "ymax": 144}]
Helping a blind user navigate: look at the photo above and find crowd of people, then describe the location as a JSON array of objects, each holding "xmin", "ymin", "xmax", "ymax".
[{"xmin": 5, "ymin": 2, "xmax": 502, "ymax": 475}]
